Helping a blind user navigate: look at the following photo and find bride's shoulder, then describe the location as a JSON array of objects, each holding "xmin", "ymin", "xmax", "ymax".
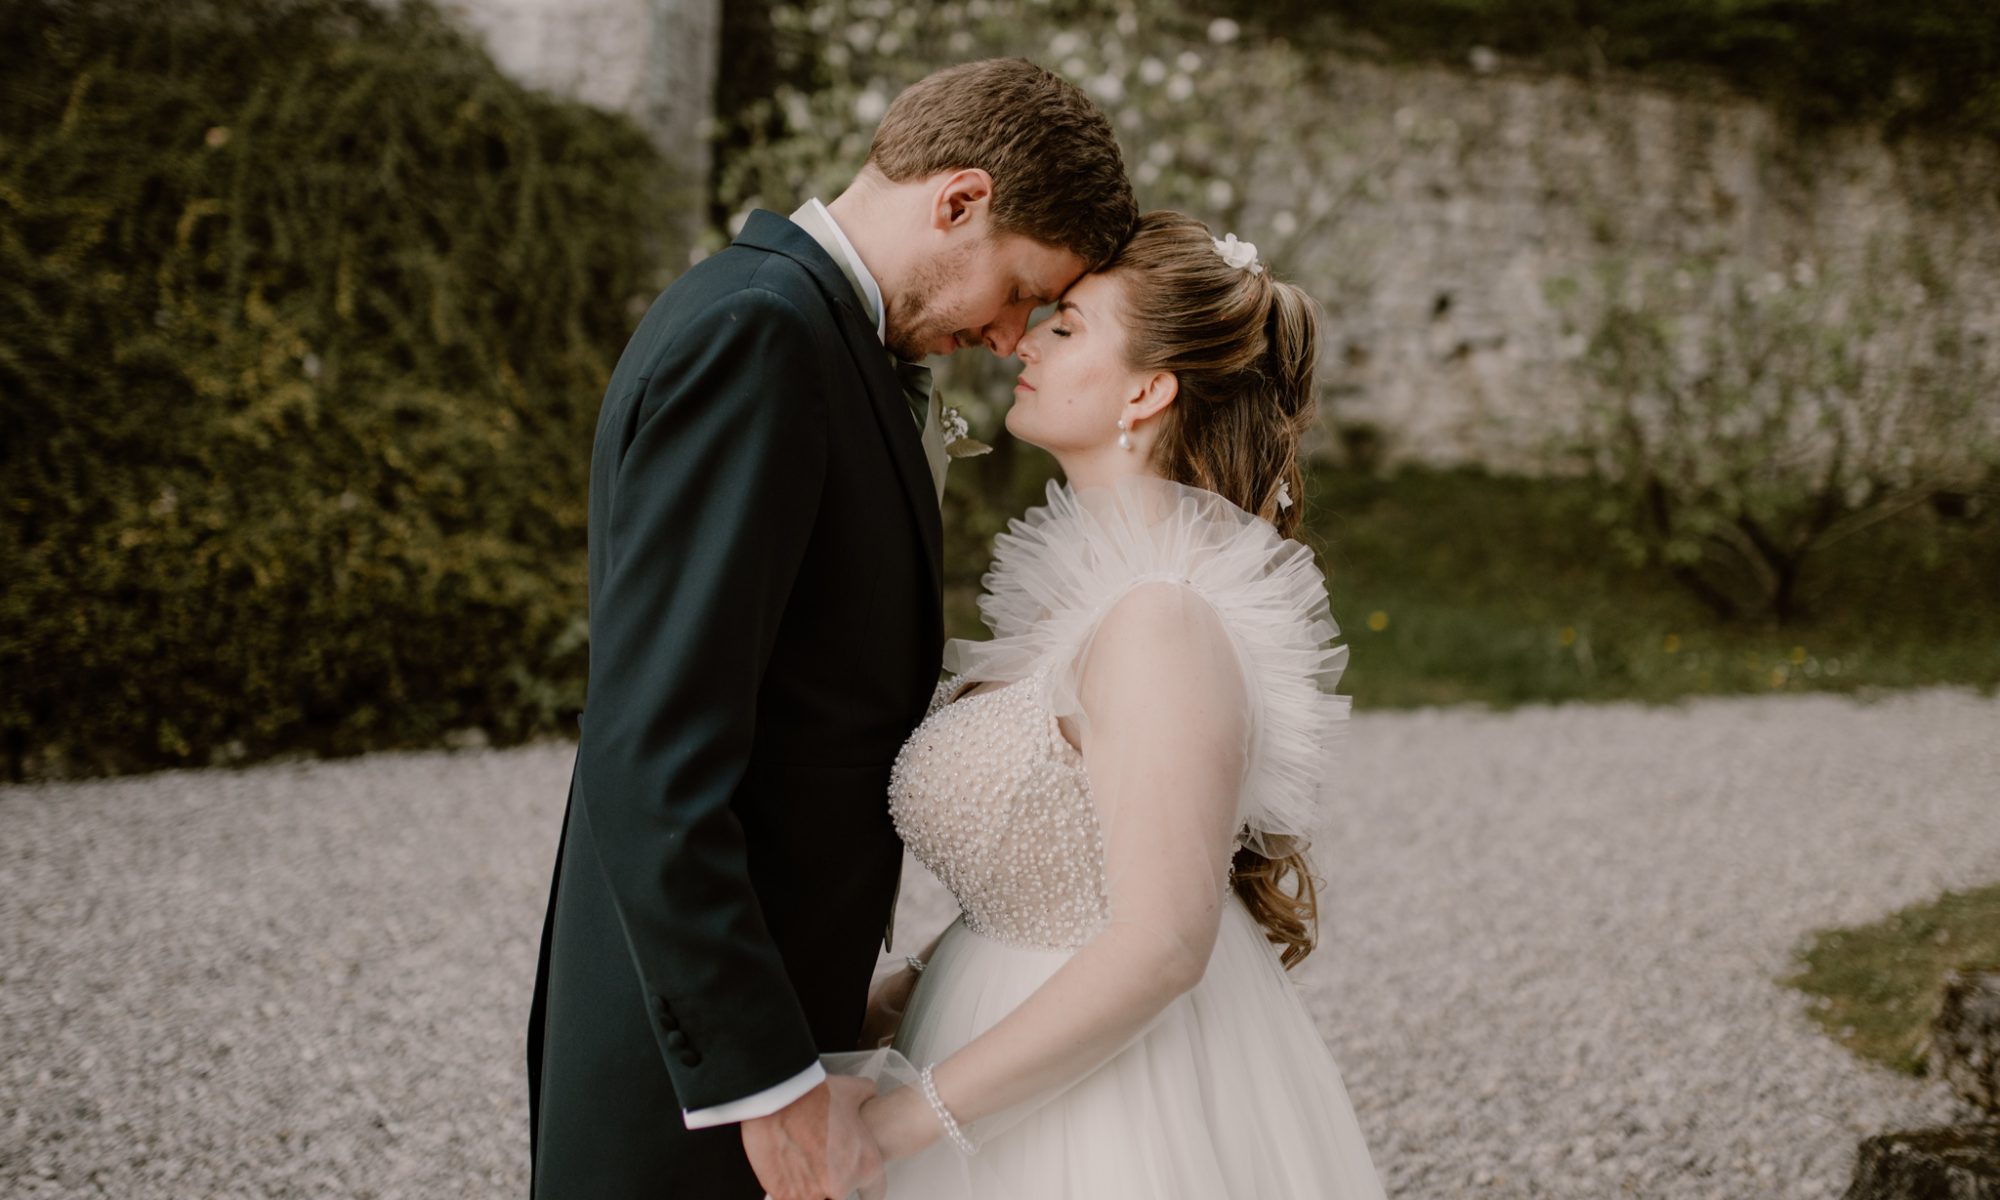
[{"xmin": 956, "ymin": 474, "xmax": 1350, "ymax": 850}]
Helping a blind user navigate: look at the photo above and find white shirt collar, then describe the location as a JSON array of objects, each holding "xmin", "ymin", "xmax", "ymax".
[{"xmin": 804, "ymin": 197, "xmax": 886, "ymax": 343}]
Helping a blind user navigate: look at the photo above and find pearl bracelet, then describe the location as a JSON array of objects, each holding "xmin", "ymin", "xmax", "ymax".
[
  {"xmin": 918, "ymin": 1063, "xmax": 978, "ymax": 1156},
  {"xmin": 904, "ymin": 954, "xmax": 926, "ymax": 974}
]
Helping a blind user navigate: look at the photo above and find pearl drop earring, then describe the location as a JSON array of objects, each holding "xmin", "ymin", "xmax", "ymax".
[{"xmin": 1116, "ymin": 417, "xmax": 1133, "ymax": 451}]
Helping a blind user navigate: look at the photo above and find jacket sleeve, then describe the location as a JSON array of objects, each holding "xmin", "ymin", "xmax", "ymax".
[{"xmin": 573, "ymin": 285, "xmax": 829, "ymax": 1114}]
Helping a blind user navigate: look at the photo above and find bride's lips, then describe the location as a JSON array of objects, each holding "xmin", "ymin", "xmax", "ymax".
[{"xmin": 1015, "ymin": 375, "xmax": 1036, "ymax": 393}]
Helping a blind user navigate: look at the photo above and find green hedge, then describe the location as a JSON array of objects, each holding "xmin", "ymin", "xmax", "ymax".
[{"xmin": 0, "ymin": 0, "xmax": 669, "ymax": 778}]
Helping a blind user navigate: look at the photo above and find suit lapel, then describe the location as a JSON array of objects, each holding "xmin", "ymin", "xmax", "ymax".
[
  {"xmin": 732, "ymin": 211, "xmax": 944, "ymax": 617},
  {"xmin": 839, "ymin": 315, "xmax": 946, "ymax": 591}
]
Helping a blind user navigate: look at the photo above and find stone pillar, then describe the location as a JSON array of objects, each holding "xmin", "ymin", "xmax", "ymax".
[
  {"xmin": 432, "ymin": 0, "xmax": 720, "ymax": 259},
  {"xmin": 641, "ymin": 0, "xmax": 722, "ymax": 258}
]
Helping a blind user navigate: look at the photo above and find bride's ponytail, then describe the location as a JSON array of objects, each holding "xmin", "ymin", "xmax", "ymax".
[
  {"xmin": 1256, "ymin": 279, "xmax": 1321, "ymax": 541},
  {"xmin": 1102, "ymin": 212, "xmax": 1329, "ymax": 968},
  {"xmin": 1104, "ymin": 213, "xmax": 1323, "ymax": 535}
]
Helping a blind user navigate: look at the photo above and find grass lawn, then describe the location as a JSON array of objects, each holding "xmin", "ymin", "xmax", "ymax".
[
  {"xmin": 1782, "ymin": 882, "xmax": 2000, "ymax": 1076},
  {"xmin": 1299, "ymin": 465, "xmax": 2000, "ymax": 710}
]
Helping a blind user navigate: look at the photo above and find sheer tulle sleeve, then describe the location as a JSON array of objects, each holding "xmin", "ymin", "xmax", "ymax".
[{"xmin": 913, "ymin": 579, "xmax": 1249, "ymax": 1146}]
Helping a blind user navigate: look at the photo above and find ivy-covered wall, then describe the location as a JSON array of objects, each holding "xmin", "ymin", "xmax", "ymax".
[{"xmin": 0, "ymin": 0, "xmax": 668, "ymax": 778}]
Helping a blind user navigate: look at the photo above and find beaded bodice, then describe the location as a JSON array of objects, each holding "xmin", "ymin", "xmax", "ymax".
[{"xmin": 887, "ymin": 662, "xmax": 1111, "ymax": 951}]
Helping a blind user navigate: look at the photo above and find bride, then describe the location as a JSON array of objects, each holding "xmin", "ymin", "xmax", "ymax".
[{"xmin": 821, "ymin": 211, "xmax": 1385, "ymax": 1199}]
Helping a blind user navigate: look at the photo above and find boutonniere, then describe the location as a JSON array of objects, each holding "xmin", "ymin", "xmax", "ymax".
[{"xmin": 941, "ymin": 404, "xmax": 992, "ymax": 458}]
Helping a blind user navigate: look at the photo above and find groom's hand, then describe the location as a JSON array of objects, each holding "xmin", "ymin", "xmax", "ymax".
[{"xmin": 742, "ymin": 1075, "xmax": 883, "ymax": 1200}]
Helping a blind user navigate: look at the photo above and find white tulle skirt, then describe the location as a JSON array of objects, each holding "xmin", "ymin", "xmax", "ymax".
[{"xmin": 847, "ymin": 894, "xmax": 1386, "ymax": 1199}]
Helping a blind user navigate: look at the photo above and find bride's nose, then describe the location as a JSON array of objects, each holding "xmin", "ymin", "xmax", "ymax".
[{"xmin": 1015, "ymin": 326, "xmax": 1040, "ymax": 363}]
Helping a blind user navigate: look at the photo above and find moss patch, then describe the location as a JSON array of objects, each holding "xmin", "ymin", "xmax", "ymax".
[{"xmin": 1783, "ymin": 882, "xmax": 2000, "ymax": 1076}]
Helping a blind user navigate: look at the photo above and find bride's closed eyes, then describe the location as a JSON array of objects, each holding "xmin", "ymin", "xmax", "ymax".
[
  {"xmin": 1023, "ymin": 312, "xmax": 1071, "ymax": 341},
  {"xmin": 1050, "ymin": 299, "xmax": 1086, "ymax": 338}
]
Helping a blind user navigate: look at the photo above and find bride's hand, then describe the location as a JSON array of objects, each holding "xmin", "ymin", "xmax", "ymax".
[
  {"xmin": 856, "ymin": 961, "xmax": 921, "ymax": 1049},
  {"xmin": 859, "ymin": 1083, "xmax": 941, "ymax": 1165}
]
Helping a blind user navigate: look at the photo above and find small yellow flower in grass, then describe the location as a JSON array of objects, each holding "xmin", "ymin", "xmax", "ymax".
[
  {"xmin": 1788, "ymin": 645, "xmax": 1806, "ymax": 665},
  {"xmin": 1558, "ymin": 626, "xmax": 1576, "ymax": 647},
  {"xmin": 1769, "ymin": 666, "xmax": 1789, "ymax": 689},
  {"xmin": 1662, "ymin": 634, "xmax": 1680, "ymax": 654},
  {"xmin": 1367, "ymin": 610, "xmax": 1389, "ymax": 632}
]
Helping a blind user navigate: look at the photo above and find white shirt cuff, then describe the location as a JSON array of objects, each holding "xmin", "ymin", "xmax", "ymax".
[{"xmin": 681, "ymin": 1060, "xmax": 827, "ymax": 1130}]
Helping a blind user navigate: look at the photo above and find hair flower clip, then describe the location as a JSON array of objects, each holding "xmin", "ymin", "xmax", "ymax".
[
  {"xmin": 1213, "ymin": 232, "xmax": 1262, "ymax": 275},
  {"xmin": 1275, "ymin": 480, "xmax": 1294, "ymax": 511}
]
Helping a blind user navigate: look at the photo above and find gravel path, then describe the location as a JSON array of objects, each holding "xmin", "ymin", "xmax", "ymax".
[{"xmin": 2, "ymin": 686, "xmax": 1995, "ymax": 1198}]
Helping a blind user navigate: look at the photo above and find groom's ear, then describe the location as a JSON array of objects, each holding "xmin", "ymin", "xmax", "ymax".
[{"xmin": 929, "ymin": 168, "xmax": 996, "ymax": 233}]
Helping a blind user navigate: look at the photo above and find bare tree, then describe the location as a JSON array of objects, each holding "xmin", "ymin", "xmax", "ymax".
[{"xmin": 1559, "ymin": 243, "xmax": 1998, "ymax": 625}]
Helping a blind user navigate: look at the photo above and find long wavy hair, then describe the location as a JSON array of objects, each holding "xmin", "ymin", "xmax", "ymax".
[{"xmin": 1101, "ymin": 210, "xmax": 1326, "ymax": 968}]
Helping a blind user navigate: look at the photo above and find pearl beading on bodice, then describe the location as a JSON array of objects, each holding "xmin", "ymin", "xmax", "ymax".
[{"xmin": 888, "ymin": 663, "xmax": 1111, "ymax": 951}]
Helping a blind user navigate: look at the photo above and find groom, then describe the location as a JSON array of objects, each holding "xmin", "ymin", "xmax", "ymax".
[{"xmin": 526, "ymin": 59, "xmax": 1135, "ymax": 1200}]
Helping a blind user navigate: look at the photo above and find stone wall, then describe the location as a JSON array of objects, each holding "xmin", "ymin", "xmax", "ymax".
[
  {"xmin": 423, "ymin": 5, "xmax": 2000, "ymax": 471},
  {"xmin": 1250, "ymin": 55, "xmax": 2000, "ymax": 470}
]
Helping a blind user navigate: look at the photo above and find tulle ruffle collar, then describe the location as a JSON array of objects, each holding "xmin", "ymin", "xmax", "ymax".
[{"xmin": 943, "ymin": 475, "xmax": 1350, "ymax": 853}]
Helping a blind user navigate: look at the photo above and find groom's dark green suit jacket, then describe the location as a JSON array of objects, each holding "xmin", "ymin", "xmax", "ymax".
[{"xmin": 526, "ymin": 210, "xmax": 943, "ymax": 1197}]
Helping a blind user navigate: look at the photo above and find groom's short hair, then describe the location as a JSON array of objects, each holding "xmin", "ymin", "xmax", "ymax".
[{"xmin": 867, "ymin": 58, "xmax": 1136, "ymax": 271}]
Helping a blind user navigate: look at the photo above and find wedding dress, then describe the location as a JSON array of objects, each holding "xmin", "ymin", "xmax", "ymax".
[{"xmin": 827, "ymin": 475, "xmax": 1385, "ymax": 1199}]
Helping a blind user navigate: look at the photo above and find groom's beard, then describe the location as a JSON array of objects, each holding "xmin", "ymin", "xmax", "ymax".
[{"xmin": 885, "ymin": 242, "xmax": 976, "ymax": 362}]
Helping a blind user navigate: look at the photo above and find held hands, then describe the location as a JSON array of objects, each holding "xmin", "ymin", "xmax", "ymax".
[
  {"xmin": 752, "ymin": 961, "xmax": 943, "ymax": 1199},
  {"xmin": 742, "ymin": 1076, "xmax": 884, "ymax": 1200}
]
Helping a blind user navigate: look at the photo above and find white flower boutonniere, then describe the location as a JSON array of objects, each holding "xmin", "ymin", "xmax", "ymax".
[{"xmin": 941, "ymin": 404, "xmax": 992, "ymax": 458}]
